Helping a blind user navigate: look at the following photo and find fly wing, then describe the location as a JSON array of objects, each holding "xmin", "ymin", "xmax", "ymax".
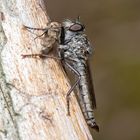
[{"xmin": 86, "ymin": 61, "xmax": 97, "ymax": 109}]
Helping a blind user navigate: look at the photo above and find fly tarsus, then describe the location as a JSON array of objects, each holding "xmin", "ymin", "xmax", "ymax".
[
  {"xmin": 21, "ymin": 53, "xmax": 61, "ymax": 61},
  {"xmin": 21, "ymin": 53, "xmax": 48, "ymax": 59},
  {"xmin": 22, "ymin": 25, "xmax": 47, "ymax": 31}
]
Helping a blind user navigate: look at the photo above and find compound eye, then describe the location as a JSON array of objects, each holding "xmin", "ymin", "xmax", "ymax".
[{"xmin": 69, "ymin": 23, "xmax": 84, "ymax": 32}]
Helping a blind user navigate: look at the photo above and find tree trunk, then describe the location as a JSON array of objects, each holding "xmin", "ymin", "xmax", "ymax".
[{"xmin": 0, "ymin": 0, "xmax": 94, "ymax": 139}]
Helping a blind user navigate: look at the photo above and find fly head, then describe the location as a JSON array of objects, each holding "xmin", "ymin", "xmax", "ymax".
[{"xmin": 60, "ymin": 19, "xmax": 85, "ymax": 45}]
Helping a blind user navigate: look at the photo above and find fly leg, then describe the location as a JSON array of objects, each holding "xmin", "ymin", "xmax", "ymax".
[
  {"xmin": 23, "ymin": 25, "xmax": 49, "ymax": 40},
  {"xmin": 23, "ymin": 25, "xmax": 48, "ymax": 40},
  {"xmin": 21, "ymin": 53, "xmax": 61, "ymax": 61},
  {"xmin": 63, "ymin": 62, "xmax": 81, "ymax": 116},
  {"xmin": 23, "ymin": 25, "xmax": 47, "ymax": 31}
]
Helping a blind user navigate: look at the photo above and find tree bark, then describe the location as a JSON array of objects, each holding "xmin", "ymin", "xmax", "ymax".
[{"xmin": 0, "ymin": 0, "xmax": 94, "ymax": 140}]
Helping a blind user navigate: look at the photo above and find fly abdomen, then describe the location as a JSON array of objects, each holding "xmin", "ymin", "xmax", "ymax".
[{"xmin": 77, "ymin": 63, "xmax": 99, "ymax": 131}]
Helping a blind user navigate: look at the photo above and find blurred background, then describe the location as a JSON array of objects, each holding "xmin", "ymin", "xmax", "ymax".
[{"xmin": 46, "ymin": 0, "xmax": 140, "ymax": 140}]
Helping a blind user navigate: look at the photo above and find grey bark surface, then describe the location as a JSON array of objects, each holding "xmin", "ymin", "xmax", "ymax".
[{"xmin": 0, "ymin": 0, "xmax": 94, "ymax": 140}]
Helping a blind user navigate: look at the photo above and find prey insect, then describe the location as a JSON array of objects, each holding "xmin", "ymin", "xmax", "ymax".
[{"xmin": 22, "ymin": 18, "xmax": 99, "ymax": 131}]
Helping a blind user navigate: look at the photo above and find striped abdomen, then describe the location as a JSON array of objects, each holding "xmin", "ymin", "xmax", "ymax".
[{"xmin": 77, "ymin": 61, "xmax": 99, "ymax": 131}]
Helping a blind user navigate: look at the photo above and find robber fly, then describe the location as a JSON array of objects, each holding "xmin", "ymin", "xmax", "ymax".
[{"xmin": 22, "ymin": 18, "xmax": 99, "ymax": 131}]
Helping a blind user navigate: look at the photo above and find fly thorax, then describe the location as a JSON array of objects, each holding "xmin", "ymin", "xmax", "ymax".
[
  {"xmin": 64, "ymin": 30, "xmax": 78, "ymax": 44},
  {"xmin": 68, "ymin": 35, "xmax": 92, "ymax": 59}
]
